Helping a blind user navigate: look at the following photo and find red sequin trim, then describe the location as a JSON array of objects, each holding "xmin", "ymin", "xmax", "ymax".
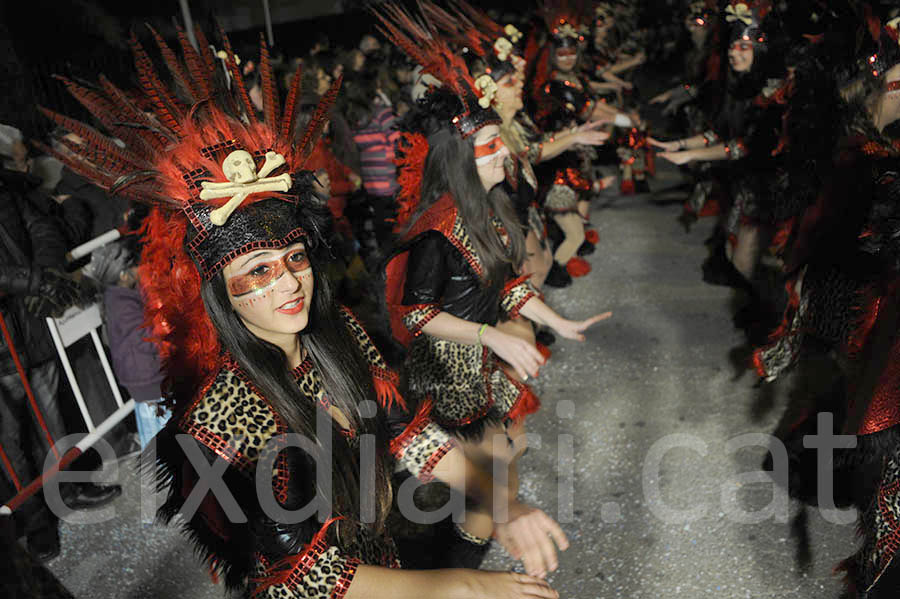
[
  {"xmin": 290, "ymin": 357, "xmax": 314, "ymax": 378},
  {"xmin": 370, "ymin": 365, "xmax": 399, "ymax": 384},
  {"xmin": 283, "ymin": 538, "xmax": 328, "ymax": 590},
  {"xmin": 332, "ymin": 558, "xmax": 360, "ymax": 599},
  {"xmin": 418, "ymin": 440, "xmax": 454, "ymax": 483},
  {"xmin": 182, "ymin": 420, "xmax": 254, "ymax": 473},
  {"xmin": 391, "ymin": 416, "xmax": 430, "ymax": 460},
  {"xmin": 405, "ymin": 304, "xmax": 442, "ymax": 336}
]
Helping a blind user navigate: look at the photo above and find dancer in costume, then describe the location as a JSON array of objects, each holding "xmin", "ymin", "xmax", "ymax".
[
  {"xmin": 651, "ymin": 0, "xmax": 786, "ymax": 337},
  {"xmin": 530, "ymin": 2, "xmax": 624, "ymax": 279},
  {"xmin": 378, "ymin": 3, "xmax": 612, "ymax": 578},
  {"xmin": 420, "ymin": 1, "xmax": 611, "ymax": 292},
  {"xmin": 41, "ymin": 26, "xmax": 560, "ymax": 599},
  {"xmin": 586, "ymin": 2, "xmax": 646, "ymax": 98},
  {"xmin": 752, "ymin": 12, "xmax": 900, "ymax": 596}
]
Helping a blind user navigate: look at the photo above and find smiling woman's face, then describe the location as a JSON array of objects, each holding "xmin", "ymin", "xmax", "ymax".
[
  {"xmin": 553, "ymin": 46, "xmax": 578, "ymax": 73},
  {"xmin": 728, "ymin": 40, "xmax": 754, "ymax": 73},
  {"xmin": 222, "ymin": 242, "xmax": 314, "ymax": 343}
]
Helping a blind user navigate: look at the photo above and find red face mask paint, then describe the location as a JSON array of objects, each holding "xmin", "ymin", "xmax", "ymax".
[
  {"xmin": 474, "ymin": 136, "xmax": 506, "ymax": 166},
  {"xmin": 226, "ymin": 248, "xmax": 311, "ymax": 298}
]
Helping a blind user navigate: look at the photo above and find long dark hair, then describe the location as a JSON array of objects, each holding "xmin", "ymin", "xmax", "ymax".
[
  {"xmin": 200, "ymin": 246, "xmax": 393, "ymax": 541},
  {"xmin": 411, "ymin": 127, "xmax": 525, "ymax": 285}
]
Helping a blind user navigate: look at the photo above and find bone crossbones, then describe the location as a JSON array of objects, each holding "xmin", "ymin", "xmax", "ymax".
[{"xmin": 200, "ymin": 150, "xmax": 292, "ymax": 225}]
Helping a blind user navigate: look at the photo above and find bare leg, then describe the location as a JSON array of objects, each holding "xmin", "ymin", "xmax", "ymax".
[
  {"xmin": 521, "ymin": 230, "xmax": 552, "ymax": 289},
  {"xmin": 576, "ymin": 199, "xmax": 590, "ymax": 221},
  {"xmin": 552, "ymin": 212, "xmax": 585, "ymax": 265},
  {"xmin": 455, "ymin": 420, "xmax": 527, "ymax": 536},
  {"xmin": 730, "ymin": 223, "xmax": 761, "ymax": 280}
]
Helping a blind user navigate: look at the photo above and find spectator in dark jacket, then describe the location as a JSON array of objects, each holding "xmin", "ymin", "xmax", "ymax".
[{"xmin": 0, "ymin": 128, "xmax": 119, "ymax": 561}]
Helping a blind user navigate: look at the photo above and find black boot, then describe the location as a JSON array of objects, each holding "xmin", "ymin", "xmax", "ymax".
[
  {"xmin": 701, "ymin": 244, "xmax": 750, "ymax": 290},
  {"xmin": 544, "ymin": 261, "xmax": 572, "ymax": 288},
  {"xmin": 576, "ymin": 240, "xmax": 595, "ymax": 256},
  {"xmin": 61, "ymin": 482, "xmax": 122, "ymax": 511}
]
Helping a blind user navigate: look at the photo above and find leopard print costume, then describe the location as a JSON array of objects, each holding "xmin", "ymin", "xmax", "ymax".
[
  {"xmin": 393, "ymin": 199, "xmax": 541, "ymax": 440},
  {"xmin": 154, "ymin": 307, "xmax": 451, "ymax": 599}
]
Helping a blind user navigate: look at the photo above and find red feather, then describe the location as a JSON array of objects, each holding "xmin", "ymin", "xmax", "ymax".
[
  {"xmin": 217, "ymin": 23, "xmax": 257, "ymax": 123},
  {"xmin": 98, "ymin": 75, "xmax": 170, "ymax": 151},
  {"xmin": 147, "ymin": 25, "xmax": 201, "ymax": 102},
  {"xmin": 393, "ymin": 131, "xmax": 428, "ymax": 231},
  {"xmin": 130, "ymin": 32, "xmax": 185, "ymax": 137},
  {"xmin": 30, "ymin": 140, "xmax": 115, "ymax": 189},
  {"xmin": 452, "ymin": 0, "xmax": 504, "ymax": 37},
  {"xmin": 50, "ymin": 75, "xmax": 154, "ymax": 157},
  {"xmin": 421, "ymin": 1, "xmax": 487, "ymax": 55},
  {"xmin": 176, "ymin": 24, "xmax": 211, "ymax": 99},
  {"xmin": 373, "ymin": 3, "xmax": 478, "ymax": 101},
  {"xmin": 372, "ymin": 371, "xmax": 405, "ymax": 412},
  {"xmin": 38, "ymin": 106, "xmax": 151, "ymax": 172},
  {"xmin": 280, "ymin": 64, "xmax": 303, "ymax": 141},
  {"xmin": 139, "ymin": 210, "xmax": 221, "ymax": 401},
  {"xmin": 506, "ymin": 383, "xmax": 540, "ymax": 423},
  {"xmin": 251, "ymin": 517, "xmax": 344, "ymax": 594},
  {"xmin": 297, "ymin": 75, "xmax": 342, "ymax": 160},
  {"xmin": 389, "ymin": 400, "xmax": 433, "ymax": 457},
  {"xmin": 193, "ymin": 26, "xmax": 217, "ymax": 76},
  {"xmin": 258, "ymin": 33, "xmax": 280, "ymax": 128}
]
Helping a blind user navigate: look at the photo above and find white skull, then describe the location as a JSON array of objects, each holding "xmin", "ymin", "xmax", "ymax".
[{"xmin": 222, "ymin": 150, "xmax": 258, "ymax": 183}]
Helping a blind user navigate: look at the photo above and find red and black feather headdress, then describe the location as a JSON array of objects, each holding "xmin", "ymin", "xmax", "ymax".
[
  {"xmin": 372, "ymin": 2, "xmax": 501, "ymax": 138},
  {"xmin": 539, "ymin": 0, "xmax": 591, "ymax": 48},
  {"xmin": 420, "ymin": 0, "xmax": 521, "ymax": 83},
  {"xmin": 38, "ymin": 24, "xmax": 342, "ymax": 401}
]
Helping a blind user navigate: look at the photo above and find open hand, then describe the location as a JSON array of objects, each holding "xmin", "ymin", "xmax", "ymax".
[
  {"xmin": 574, "ymin": 120, "xmax": 610, "ymax": 146},
  {"xmin": 481, "ymin": 326, "xmax": 546, "ymax": 380},
  {"xmin": 552, "ymin": 311, "xmax": 612, "ymax": 341},
  {"xmin": 466, "ymin": 571, "xmax": 558, "ymax": 599},
  {"xmin": 494, "ymin": 502, "xmax": 569, "ymax": 578}
]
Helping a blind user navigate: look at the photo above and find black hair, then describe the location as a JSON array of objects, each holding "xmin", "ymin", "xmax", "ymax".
[
  {"xmin": 409, "ymin": 126, "xmax": 525, "ymax": 285},
  {"xmin": 339, "ymin": 71, "xmax": 379, "ymax": 128},
  {"xmin": 199, "ymin": 239, "xmax": 393, "ymax": 541}
]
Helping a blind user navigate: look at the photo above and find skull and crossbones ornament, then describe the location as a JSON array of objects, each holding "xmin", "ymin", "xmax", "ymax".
[{"xmin": 199, "ymin": 150, "xmax": 292, "ymax": 225}]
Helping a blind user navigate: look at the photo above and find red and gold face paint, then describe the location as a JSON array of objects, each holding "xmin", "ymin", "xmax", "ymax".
[
  {"xmin": 474, "ymin": 136, "xmax": 507, "ymax": 165},
  {"xmin": 888, "ymin": 80, "xmax": 900, "ymax": 93},
  {"xmin": 226, "ymin": 247, "xmax": 311, "ymax": 299}
]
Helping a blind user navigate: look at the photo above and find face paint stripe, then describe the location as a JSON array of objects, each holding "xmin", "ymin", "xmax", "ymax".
[{"xmin": 227, "ymin": 249, "xmax": 310, "ymax": 297}]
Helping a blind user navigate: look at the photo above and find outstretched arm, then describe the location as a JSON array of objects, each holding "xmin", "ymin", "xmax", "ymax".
[
  {"xmin": 347, "ymin": 567, "xmax": 558, "ymax": 599},
  {"xmin": 518, "ymin": 296, "xmax": 612, "ymax": 341}
]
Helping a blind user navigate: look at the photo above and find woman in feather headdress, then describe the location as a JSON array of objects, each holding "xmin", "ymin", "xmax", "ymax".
[
  {"xmin": 379, "ymin": 3, "xmax": 612, "ymax": 579},
  {"xmin": 41, "ymin": 24, "xmax": 559, "ymax": 599}
]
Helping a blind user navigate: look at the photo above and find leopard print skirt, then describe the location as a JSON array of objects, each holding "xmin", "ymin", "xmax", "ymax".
[{"xmin": 405, "ymin": 335, "xmax": 538, "ymax": 441}]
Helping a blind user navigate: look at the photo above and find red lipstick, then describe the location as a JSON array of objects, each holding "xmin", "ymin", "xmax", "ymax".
[{"xmin": 277, "ymin": 298, "xmax": 305, "ymax": 314}]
